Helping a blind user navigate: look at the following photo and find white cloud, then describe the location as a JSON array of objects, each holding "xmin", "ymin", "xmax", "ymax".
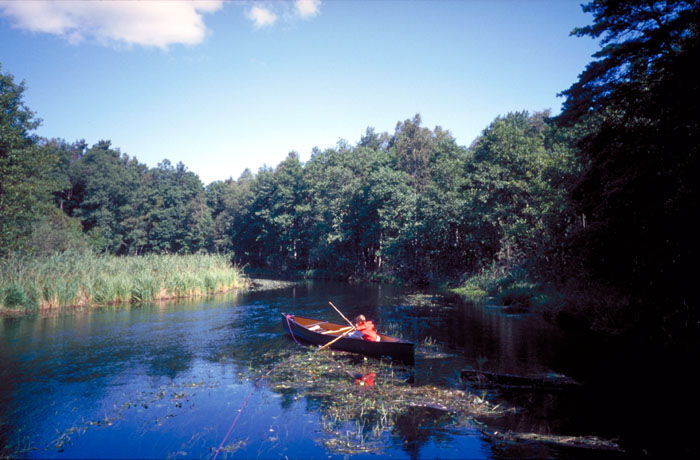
[
  {"xmin": 295, "ymin": 0, "xmax": 321, "ymax": 19},
  {"xmin": 0, "ymin": 0, "xmax": 223, "ymax": 48},
  {"xmin": 244, "ymin": 1, "xmax": 321, "ymax": 29},
  {"xmin": 246, "ymin": 5, "xmax": 277, "ymax": 29}
]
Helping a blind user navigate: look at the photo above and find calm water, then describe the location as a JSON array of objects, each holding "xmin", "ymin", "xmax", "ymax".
[{"xmin": 0, "ymin": 280, "xmax": 681, "ymax": 459}]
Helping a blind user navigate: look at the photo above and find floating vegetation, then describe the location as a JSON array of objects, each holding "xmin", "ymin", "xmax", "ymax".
[
  {"xmin": 472, "ymin": 419, "xmax": 623, "ymax": 452},
  {"xmin": 461, "ymin": 368, "xmax": 581, "ymax": 390},
  {"xmin": 421, "ymin": 335, "xmax": 438, "ymax": 349},
  {"xmin": 246, "ymin": 278, "xmax": 299, "ymax": 291},
  {"xmin": 414, "ymin": 347, "xmax": 457, "ymax": 360},
  {"xmin": 210, "ymin": 439, "xmax": 247, "ymax": 454},
  {"xmin": 41, "ymin": 380, "xmax": 212, "ymax": 455},
  {"xmin": 377, "ymin": 321, "xmax": 404, "ymax": 338},
  {"xmin": 414, "ymin": 336, "xmax": 465, "ymax": 361},
  {"xmin": 450, "ymin": 282, "xmax": 488, "ymax": 301},
  {"xmin": 400, "ymin": 293, "xmax": 445, "ymax": 309},
  {"xmin": 257, "ymin": 348, "xmax": 509, "ymax": 454}
]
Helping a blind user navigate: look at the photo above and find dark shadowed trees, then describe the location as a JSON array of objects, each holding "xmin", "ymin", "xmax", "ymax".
[{"xmin": 555, "ymin": 0, "xmax": 700, "ymax": 344}]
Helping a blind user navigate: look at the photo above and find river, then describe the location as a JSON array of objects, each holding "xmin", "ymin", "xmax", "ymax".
[{"xmin": 0, "ymin": 279, "xmax": 688, "ymax": 459}]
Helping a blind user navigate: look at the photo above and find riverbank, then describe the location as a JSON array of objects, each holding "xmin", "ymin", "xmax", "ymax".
[
  {"xmin": 448, "ymin": 265, "xmax": 636, "ymax": 335},
  {"xmin": 0, "ymin": 252, "xmax": 249, "ymax": 314}
]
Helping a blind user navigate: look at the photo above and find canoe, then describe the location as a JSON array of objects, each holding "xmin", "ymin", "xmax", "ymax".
[{"xmin": 282, "ymin": 314, "xmax": 414, "ymax": 364}]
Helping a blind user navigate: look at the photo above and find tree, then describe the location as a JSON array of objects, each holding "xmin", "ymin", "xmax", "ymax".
[
  {"xmin": 414, "ymin": 133, "xmax": 471, "ymax": 278},
  {"xmin": 246, "ymin": 152, "xmax": 311, "ymax": 269},
  {"xmin": 363, "ymin": 157, "xmax": 415, "ymax": 277},
  {"xmin": 303, "ymin": 142, "xmax": 404, "ymax": 277},
  {"xmin": 182, "ymin": 191, "xmax": 213, "ymax": 253},
  {"xmin": 463, "ymin": 111, "xmax": 557, "ymax": 270},
  {"xmin": 555, "ymin": 0, "xmax": 700, "ymax": 343},
  {"xmin": 145, "ymin": 159, "xmax": 209, "ymax": 254},
  {"xmin": 42, "ymin": 138, "xmax": 88, "ymax": 212},
  {"xmin": 304, "ymin": 145, "xmax": 354, "ymax": 273},
  {"xmin": 236, "ymin": 166, "xmax": 272, "ymax": 265},
  {"xmin": 0, "ymin": 65, "xmax": 59, "ymax": 254},
  {"xmin": 27, "ymin": 207, "xmax": 90, "ymax": 255},
  {"xmin": 393, "ymin": 114, "xmax": 435, "ymax": 191},
  {"xmin": 207, "ymin": 169, "xmax": 254, "ymax": 253},
  {"xmin": 358, "ymin": 127, "xmax": 390, "ymax": 151},
  {"xmin": 67, "ymin": 141, "xmax": 149, "ymax": 254}
]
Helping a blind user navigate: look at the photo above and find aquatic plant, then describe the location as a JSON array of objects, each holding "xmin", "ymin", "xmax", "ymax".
[
  {"xmin": 0, "ymin": 252, "xmax": 248, "ymax": 312},
  {"xmin": 451, "ymin": 283, "xmax": 488, "ymax": 300},
  {"xmin": 258, "ymin": 348, "xmax": 508, "ymax": 454},
  {"xmin": 420, "ymin": 335, "xmax": 438, "ymax": 349}
]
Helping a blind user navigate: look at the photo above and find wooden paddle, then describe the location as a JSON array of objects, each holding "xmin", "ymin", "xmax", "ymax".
[
  {"xmin": 321, "ymin": 326, "xmax": 354, "ymax": 334},
  {"xmin": 318, "ymin": 327, "xmax": 355, "ymax": 351},
  {"xmin": 328, "ymin": 301, "xmax": 355, "ymax": 328}
]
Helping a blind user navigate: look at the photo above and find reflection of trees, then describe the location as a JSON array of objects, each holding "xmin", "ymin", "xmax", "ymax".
[
  {"xmin": 392, "ymin": 406, "xmax": 456, "ymax": 460},
  {"xmin": 477, "ymin": 390, "xmax": 569, "ymax": 448},
  {"xmin": 483, "ymin": 436, "xmax": 554, "ymax": 460},
  {"xmin": 443, "ymin": 301, "xmax": 564, "ymax": 377},
  {"xmin": 276, "ymin": 387, "xmax": 299, "ymax": 410},
  {"xmin": 146, "ymin": 342, "xmax": 193, "ymax": 379}
]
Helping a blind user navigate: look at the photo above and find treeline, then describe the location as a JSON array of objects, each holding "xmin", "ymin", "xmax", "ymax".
[
  {"xmin": 2, "ymin": 1, "xmax": 698, "ymax": 345},
  {"xmin": 2, "ymin": 101, "xmax": 579, "ymax": 284},
  {"xmin": 43, "ymin": 139, "xmax": 212, "ymax": 256},
  {"xmin": 206, "ymin": 112, "xmax": 579, "ymax": 285}
]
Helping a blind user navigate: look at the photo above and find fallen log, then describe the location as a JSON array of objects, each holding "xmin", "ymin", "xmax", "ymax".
[
  {"xmin": 485, "ymin": 429, "xmax": 623, "ymax": 452},
  {"xmin": 461, "ymin": 368, "xmax": 581, "ymax": 390}
]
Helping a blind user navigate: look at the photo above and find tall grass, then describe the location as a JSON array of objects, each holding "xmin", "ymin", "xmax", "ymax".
[{"xmin": 0, "ymin": 252, "xmax": 248, "ymax": 311}]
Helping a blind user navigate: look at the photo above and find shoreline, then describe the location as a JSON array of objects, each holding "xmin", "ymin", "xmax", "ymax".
[
  {"xmin": 0, "ymin": 253, "xmax": 249, "ymax": 315},
  {"xmin": 0, "ymin": 277, "xmax": 309, "ymax": 318}
]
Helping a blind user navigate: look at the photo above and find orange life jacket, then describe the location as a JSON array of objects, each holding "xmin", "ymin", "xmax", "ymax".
[{"xmin": 356, "ymin": 320, "xmax": 379, "ymax": 341}]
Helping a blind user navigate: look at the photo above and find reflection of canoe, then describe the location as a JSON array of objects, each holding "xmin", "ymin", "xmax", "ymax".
[{"xmin": 282, "ymin": 314, "xmax": 414, "ymax": 364}]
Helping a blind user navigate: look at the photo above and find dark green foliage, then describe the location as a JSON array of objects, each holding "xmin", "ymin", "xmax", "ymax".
[
  {"xmin": 303, "ymin": 143, "xmax": 405, "ymax": 276},
  {"xmin": 0, "ymin": 65, "xmax": 60, "ymax": 254},
  {"xmin": 50, "ymin": 143, "xmax": 213, "ymax": 255},
  {"xmin": 2, "ymin": 282, "xmax": 39, "ymax": 310},
  {"xmin": 143, "ymin": 159, "xmax": 212, "ymax": 254},
  {"xmin": 3, "ymin": 283, "xmax": 28, "ymax": 308},
  {"xmin": 554, "ymin": 0, "xmax": 700, "ymax": 345},
  {"xmin": 207, "ymin": 169, "xmax": 254, "ymax": 253},
  {"xmin": 220, "ymin": 113, "xmax": 578, "ymax": 286},
  {"xmin": 394, "ymin": 114, "xmax": 436, "ymax": 191},
  {"xmin": 66, "ymin": 141, "xmax": 148, "ymax": 254},
  {"xmin": 462, "ymin": 111, "xmax": 586, "ymax": 283},
  {"xmin": 27, "ymin": 207, "xmax": 90, "ymax": 255}
]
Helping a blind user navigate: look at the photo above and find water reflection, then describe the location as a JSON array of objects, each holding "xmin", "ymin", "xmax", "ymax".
[
  {"xmin": 0, "ymin": 280, "xmax": 634, "ymax": 459},
  {"xmin": 392, "ymin": 406, "xmax": 458, "ymax": 458}
]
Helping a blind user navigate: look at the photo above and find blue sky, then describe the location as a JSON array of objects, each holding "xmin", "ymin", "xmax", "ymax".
[{"xmin": 0, "ymin": 0, "xmax": 599, "ymax": 185}]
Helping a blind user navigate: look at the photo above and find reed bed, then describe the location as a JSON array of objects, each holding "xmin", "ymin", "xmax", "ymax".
[{"xmin": 0, "ymin": 252, "xmax": 248, "ymax": 311}]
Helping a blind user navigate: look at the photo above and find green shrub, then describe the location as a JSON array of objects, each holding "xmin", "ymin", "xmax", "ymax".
[{"xmin": 3, "ymin": 283, "xmax": 28, "ymax": 308}]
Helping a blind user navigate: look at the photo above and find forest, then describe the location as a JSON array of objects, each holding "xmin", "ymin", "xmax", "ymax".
[{"xmin": 1, "ymin": 0, "xmax": 698, "ymax": 349}]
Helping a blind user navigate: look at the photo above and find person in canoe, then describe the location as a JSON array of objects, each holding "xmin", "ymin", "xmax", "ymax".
[{"xmin": 354, "ymin": 315, "xmax": 380, "ymax": 342}]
